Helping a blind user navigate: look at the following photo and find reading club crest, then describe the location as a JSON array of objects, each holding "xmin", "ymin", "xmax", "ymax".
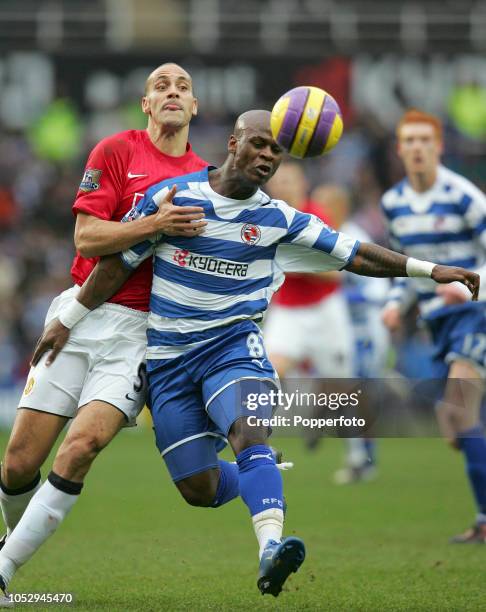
[
  {"xmin": 173, "ymin": 249, "xmax": 189, "ymax": 266},
  {"xmin": 241, "ymin": 223, "xmax": 261, "ymax": 246}
]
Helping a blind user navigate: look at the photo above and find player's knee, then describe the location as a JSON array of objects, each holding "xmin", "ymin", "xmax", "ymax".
[
  {"xmin": 2, "ymin": 447, "xmax": 40, "ymax": 489},
  {"xmin": 179, "ymin": 488, "xmax": 214, "ymax": 507},
  {"xmin": 176, "ymin": 472, "xmax": 219, "ymax": 507},
  {"xmin": 228, "ymin": 418, "xmax": 268, "ymax": 455},
  {"xmin": 57, "ymin": 432, "xmax": 106, "ymax": 468},
  {"xmin": 233, "ymin": 434, "xmax": 268, "ymax": 456}
]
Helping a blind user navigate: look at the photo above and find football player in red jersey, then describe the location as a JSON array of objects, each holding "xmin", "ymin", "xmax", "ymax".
[
  {"xmin": 0, "ymin": 63, "xmax": 207, "ymax": 598},
  {"xmin": 264, "ymin": 161, "xmax": 354, "ymax": 380}
]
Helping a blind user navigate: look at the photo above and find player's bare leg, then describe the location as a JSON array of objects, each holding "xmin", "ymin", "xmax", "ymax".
[
  {"xmin": 175, "ymin": 469, "xmax": 220, "ymax": 507},
  {"xmin": 53, "ymin": 400, "xmax": 126, "ymax": 481},
  {"xmin": 445, "ymin": 360, "xmax": 483, "ymax": 431},
  {"xmin": 440, "ymin": 360, "xmax": 486, "ymax": 543},
  {"xmin": 0, "ymin": 410, "xmax": 68, "ymax": 537},
  {"xmin": 437, "ymin": 360, "xmax": 483, "ymax": 447},
  {"xmin": 0, "ymin": 401, "xmax": 126, "ymax": 589}
]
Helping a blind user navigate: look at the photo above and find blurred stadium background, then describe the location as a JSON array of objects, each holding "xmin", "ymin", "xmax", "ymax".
[
  {"xmin": 1, "ymin": 2, "xmax": 486, "ymax": 609},
  {"xmin": 1, "ymin": 1, "xmax": 486, "ymax": 426}
]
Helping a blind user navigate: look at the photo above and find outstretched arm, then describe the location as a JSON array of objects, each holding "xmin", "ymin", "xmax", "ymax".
[
  {"xmin": 346, "ymin": 243, "xmax": 409, "ymax": 277},
  {"xmin": 276, "ymin": 208, "xmax": 479, "ymax": 299},
  {"xmin": 346, "ymin": 242, "xmax": 480, "ymax": 299}
]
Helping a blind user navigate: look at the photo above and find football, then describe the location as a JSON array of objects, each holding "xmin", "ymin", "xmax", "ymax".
[{"xmin": 270, "ymin": 86, "xmax": 343, "ymax": 158}]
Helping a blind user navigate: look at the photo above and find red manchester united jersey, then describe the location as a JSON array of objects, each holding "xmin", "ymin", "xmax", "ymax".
[
  {"xmin": 71, "ymin": 130, "xmax": 208, "ymax": 310},
  {"xmin": 274, "ymin": 200, "xmax": 341, "ymax": 307}
]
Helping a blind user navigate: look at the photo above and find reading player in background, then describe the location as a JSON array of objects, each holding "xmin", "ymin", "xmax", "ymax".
[
  {"xmin": 314, "ymin": 184, "xmax": 390, "ymax": 484},
  {"xmin": 28, "ymin": 111, "xmax": 479, "ymax": 597},
  {"xmin": 0, "ymin": 62, "xmax": 207, "ymax": 602},
  {"xmin": 381, "ymin": 109, "xmax": 486, "ymax": 543},
  {"xmin": 264, "ymin": 162, "xmax": 354, "ymax": 381}
]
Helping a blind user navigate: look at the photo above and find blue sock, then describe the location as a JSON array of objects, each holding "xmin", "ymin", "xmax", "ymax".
[
  {"xmin": 458, "ymin": 425, "xmax": 486, "ymax": 516},
  {"xmin": 211, "ymin": 460, "xmax": 239, "ymax": 508},
  {"xmin": 236, "ymin": 445, "xmax": 284, "ymax": 516},
  {"xmin": 364, "ymin": 439, "xmax": 377, "ymax": 466}
]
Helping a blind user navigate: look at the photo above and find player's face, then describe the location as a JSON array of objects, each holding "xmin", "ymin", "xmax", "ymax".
[
  {"xmin": 142, "ymin": 65, "xmax": 197, "ymax": 128},
  {"xmin": 230, "ymin": 128, "xmax": 283, "ymax": 186},
  {"xmin": 397, "ymin": 123, "xmax": 443, "ymax": 176}
]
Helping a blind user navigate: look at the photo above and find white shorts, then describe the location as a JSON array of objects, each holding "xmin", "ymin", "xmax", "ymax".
[
  {"xmin": 264, "ymin": 292, "xmax": 354, "ymax": 377},
  {"xmin": 19, "ymin": 286, "xmax": 148, "ymax": 424}
]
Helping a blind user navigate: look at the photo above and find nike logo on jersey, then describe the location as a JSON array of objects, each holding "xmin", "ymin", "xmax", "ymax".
[
  {"xmin": 127, "ymin": 172, "xmax": 147, "ymax": 179},
  {"xmin": 125, "ymin": 393, "xmax": 136, "ymax": 402}
]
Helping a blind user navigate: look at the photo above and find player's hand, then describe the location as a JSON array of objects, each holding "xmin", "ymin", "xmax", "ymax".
[
  {"xmin": 151, "ymin": 185, "xmax": 207, "ymax": 237},
  {"xmin": 435, "ymin": 282, "xmax": 471, "ymax": 305},
  {"xmin": 381, "ymin": 305, "xmax": 402, "ymax": 331},
  {"xmin": 431, "ymin": 265, "xmax": 479, "ymax": 301},
  {"xmin": 30, "ymin": 318, "xmax": 71, "ymax": 367}
]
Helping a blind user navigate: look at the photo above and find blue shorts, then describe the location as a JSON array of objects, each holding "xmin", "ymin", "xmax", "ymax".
[
  {"xmin": 425, "ymin": 302, "xmax": 486, "ymax": 378},
  {"xmin": 147, "ymin": 320, "xmax": 278, "ymax": 482}
]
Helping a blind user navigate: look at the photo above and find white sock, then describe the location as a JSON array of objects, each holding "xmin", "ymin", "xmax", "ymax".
[
  {"xmin": 347, "ymin": 438, "xmax": 368, "ymax": 468},
  {"xmin": 0, "ymin": 475, "xmax": 42, "ymax": 537},
  {"xmin": 252, "ymin": 508, "xmax": 284, "ymax": 559},
  {"xmin": 0, "ymin": 480, "xmax": 80, "ymax": 586}
]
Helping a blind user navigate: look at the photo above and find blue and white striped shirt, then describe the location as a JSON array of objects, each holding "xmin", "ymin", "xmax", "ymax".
[
  {"xmin": 121, "ymin": 168, "xmax": 360, "ymax": 359},
  {"xmin": 381, "ymin": 165, "xmax": 486, "ymax": 318}
]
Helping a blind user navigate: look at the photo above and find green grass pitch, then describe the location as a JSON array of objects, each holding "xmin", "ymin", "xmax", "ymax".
[{"xmin": 1, "ymin": 429, "xmax": 485, "ymax": 611}]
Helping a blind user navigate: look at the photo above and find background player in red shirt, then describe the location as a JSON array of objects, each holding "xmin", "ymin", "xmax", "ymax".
[
  {"xmin": 0, "ymin": 63, "xmax": 207, "ymax": 591},
  {"xmin": 264, "ymin": 162, "xmax": 354, "ymax": 379}
]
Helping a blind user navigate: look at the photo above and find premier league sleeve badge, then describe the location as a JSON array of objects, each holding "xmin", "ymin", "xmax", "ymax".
[{"xmin": 79, "ymin": 168, "xmax": 102, "ymax": 192}]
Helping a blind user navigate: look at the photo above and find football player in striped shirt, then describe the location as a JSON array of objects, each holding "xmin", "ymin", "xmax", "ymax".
[
  {"xmin": 27, "ymin": 110, "xmax": 479, "ymax": 596},
  {"xmin": 382, "ymin": 109, "xmax": 486, "ymax": 543}
]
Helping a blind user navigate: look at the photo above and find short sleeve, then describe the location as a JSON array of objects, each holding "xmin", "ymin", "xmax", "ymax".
[
  {"xmin": 72, "ymin": 135, "xmax": 130, "ymax": 220},
  {"xmin": 278, "ymin": 207, "xmax": 360, "ymax": 271}
]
